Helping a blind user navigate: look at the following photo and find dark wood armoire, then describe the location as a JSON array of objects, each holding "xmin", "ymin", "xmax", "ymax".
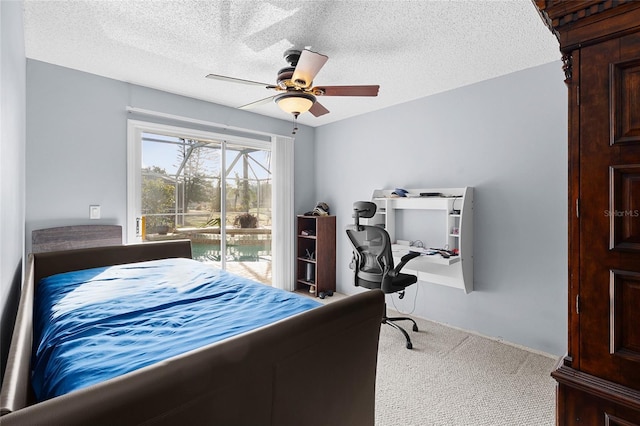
[{"xmin": 533, "ymin": 1, "xmax": 640, "ymax": 424}]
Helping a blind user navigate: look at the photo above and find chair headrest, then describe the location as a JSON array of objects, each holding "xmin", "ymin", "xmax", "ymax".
[{"xmin": 353, "ymin": 201, "xmax": 377, "ymax": 218}]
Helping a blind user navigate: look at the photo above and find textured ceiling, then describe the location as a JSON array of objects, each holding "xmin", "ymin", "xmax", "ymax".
[{"xmin": 23, "ymin": 0, "xmax": 560, "ymax": 127}]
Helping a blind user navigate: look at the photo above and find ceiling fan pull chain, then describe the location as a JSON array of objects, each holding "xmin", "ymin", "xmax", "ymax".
[{"xmin": 292, "ymin": 113, "xmax": 299, "ymax": 135}]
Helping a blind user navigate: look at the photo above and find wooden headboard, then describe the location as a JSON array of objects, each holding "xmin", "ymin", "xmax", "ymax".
[{"xmin": 31, "ymin": 225, "xmax": 122, "ymax": 253}]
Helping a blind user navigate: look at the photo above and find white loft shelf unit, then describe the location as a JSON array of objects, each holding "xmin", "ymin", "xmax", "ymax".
[{"xmin": 367, "ymin": 187, "xmax": 474, "ymax": 293}]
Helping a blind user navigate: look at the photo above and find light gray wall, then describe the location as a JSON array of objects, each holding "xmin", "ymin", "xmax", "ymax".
[
  {"xmin": 25, "ymin": 60, "xmax": 316, "ymax": 253},
  {"xmin": 316, "ymin": 61, "xmax": 568, "ymax": 356},
  {"xmin": 1, "ymin": 0, "xmax": 26, "ymax": 378},
  {"xmin": 22, "ymin": 57, "xmax": 568, "ymax": 356}
]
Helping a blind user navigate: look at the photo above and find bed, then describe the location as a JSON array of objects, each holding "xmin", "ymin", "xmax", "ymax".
[{"xmin": 1, "ymin": 236, "xmax": 384, "ymax": 425}]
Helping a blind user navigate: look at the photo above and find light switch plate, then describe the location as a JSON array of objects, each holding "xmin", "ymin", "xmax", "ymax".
[{"xmin": 89, "ymin": 205, "xmax": 101, "ymax": 219}]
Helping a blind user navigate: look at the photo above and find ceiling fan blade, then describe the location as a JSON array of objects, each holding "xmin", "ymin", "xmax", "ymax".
[
  {"xmin": 309, "ymin": 101, "xmax": 330, "ymax": 117},
  {"xmin": 206, "ymin": 74, "xmax": 275, "ymax": 89},
  {"xmin": 314, "ymin": 85, "xmax": 380, "ymax": 97},
  {"xmin": 291, "ymin": 49, "xmax": 328, "ymax": 88},
  {"xmin": 238, "ymin": 95, "xmax": 277, "ymax": 110}
]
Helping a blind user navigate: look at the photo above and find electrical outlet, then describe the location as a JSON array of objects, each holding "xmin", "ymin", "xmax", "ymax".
[{"xmin": 89, "ymin": 205, "xmax": 101, "ymax": 219}]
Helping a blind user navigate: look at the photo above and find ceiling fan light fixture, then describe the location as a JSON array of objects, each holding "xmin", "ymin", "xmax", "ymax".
[{"xmin": 275, "ymin": 92, "xmax": 316, "ymax": 115}]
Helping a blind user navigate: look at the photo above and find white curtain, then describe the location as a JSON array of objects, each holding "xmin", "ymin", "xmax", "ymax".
[{"xmin": 271, "ymin": 135, "xmax": 295, "ymax": 291}]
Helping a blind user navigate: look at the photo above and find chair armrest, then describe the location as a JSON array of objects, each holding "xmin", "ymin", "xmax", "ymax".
[
  {"xmin": 401, "ymin": 251, "xmax": 421, "ymax": 263},
  {"xmin": 388, "ymin": 251, "xmax": 420, "ymax": 277}
]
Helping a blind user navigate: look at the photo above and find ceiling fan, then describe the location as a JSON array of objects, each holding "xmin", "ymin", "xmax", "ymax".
[{"xmin": 206, "ymin": 48, "xmax": 380, "ymax": 120}]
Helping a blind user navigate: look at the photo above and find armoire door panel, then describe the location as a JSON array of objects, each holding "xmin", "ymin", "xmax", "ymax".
[
  {"xmin": 609, "ymin": 269, "xmax": 640, "ymax": 362},
  {"xmin": 609, "ymin": 165, "xmax": 640, "ymax": 251},
  {"xmin": 610, "ymin": 60, "xmax": 640, "ymax": 146}
]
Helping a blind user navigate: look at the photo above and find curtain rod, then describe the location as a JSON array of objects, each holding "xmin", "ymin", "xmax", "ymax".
[{"xmin": 125, "ymin": 106, "xmax": 291, "ymax": 139}]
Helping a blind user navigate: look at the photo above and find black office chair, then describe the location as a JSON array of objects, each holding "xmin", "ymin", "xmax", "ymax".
[{"xmin": 346, "ymin": 201, "xmax": 421, "ymax": 349}]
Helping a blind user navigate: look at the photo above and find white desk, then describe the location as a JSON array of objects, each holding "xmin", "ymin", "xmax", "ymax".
[
  {"xmin": 367, "ymin": 187, "xmax": 473, "ymax": 293},
  {"xmin": 391, "ymin": 244, "xmax": 460, "ymax": 266}
]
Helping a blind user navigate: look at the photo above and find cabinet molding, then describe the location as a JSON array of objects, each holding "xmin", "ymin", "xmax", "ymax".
[{"xmin": 553, "ymin": 363, "xmax": 640, "ymax": 413}]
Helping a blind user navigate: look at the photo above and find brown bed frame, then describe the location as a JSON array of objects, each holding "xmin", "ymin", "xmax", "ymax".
[{"xmin": 0, "ymin": 240, "xmax": 384, "ymax": 425}]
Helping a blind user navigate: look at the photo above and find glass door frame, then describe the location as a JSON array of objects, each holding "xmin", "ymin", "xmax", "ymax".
[{"xmin": 127, "ymin": 119, "xmax": 273, "ymax": 276}]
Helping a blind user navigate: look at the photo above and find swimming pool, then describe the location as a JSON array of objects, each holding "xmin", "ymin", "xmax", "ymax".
[{"xmin": 191, "ymin": 243, "xmax": 271, "ymax": 263}]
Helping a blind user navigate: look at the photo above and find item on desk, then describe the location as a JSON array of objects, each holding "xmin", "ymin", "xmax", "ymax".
[
  {"xmin": 429, "ymin": 247, "xmax": 458, "ymax": 258},
  {"xmin": 410, "ymin": 249, "xmax": 438, "ymax": 256},
  {"xmin": 420, "ymin": 192, "xmax": 442, "ymax": 197},
  {"xmin": 410, "ymin": 240, "xmax": 424, "ymax": 248},
  {"xmin": 451, "ymin": 196, "xmax": 462, "ymax": 214},
  {"xmin": 391, "ymin": 188, "xmax": 408, "ymax": 197},
  {"xmin": 407, "ymin": 246, "xmax": 437, "ymax": 255}
]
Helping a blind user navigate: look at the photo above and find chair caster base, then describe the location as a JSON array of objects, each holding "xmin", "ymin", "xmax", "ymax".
[{"xmin": 384, "ymin": 317, "xmax": 417, "ymax": 350}]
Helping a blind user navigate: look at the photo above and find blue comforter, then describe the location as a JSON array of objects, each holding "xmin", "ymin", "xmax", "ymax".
[{"xmin": 31, "ymin": 258, "xmax": 321, "ymax": 401}]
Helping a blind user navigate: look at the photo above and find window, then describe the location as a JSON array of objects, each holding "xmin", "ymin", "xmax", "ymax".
[{"xmin": 127, "ymin": 119, "xmax": 295, "ymax": 290}]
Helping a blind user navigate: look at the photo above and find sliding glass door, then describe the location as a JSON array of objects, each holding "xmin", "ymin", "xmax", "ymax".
[{"xmin": 128, "ymin": 121, "xmax": 273, "ymax": 285}]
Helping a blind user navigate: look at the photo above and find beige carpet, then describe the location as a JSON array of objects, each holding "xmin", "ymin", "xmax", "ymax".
[{"xmin": 375, "ymin": 310, "xmax": 557, "ymax": 426}]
